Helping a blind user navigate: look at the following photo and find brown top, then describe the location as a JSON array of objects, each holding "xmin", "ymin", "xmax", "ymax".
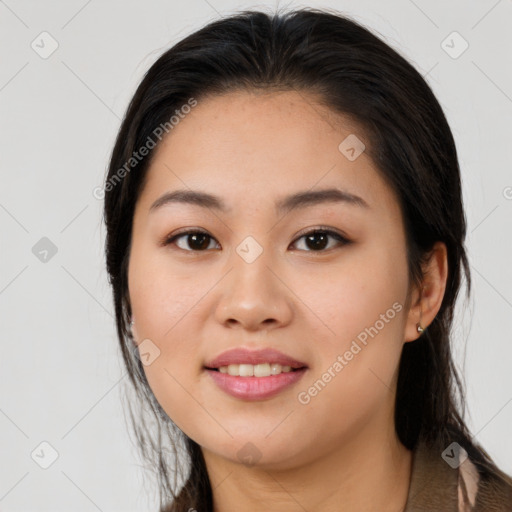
[{"xmin": 404, "ymin": 439, "xmax": 512, "ymax": 511}]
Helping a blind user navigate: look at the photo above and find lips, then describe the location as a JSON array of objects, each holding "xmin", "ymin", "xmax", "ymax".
[
  {"xmin": 204, "ymin": 347, "xmax": 309, "ymax": 401},
  {"xmin": 204, "ymin": 347, "xmax": 308, "ymax": 370}
]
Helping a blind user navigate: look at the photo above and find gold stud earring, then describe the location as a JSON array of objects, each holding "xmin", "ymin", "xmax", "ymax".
[{"xmin": 416, "ymin": 322, "xmax": 424, "ymax": 333}]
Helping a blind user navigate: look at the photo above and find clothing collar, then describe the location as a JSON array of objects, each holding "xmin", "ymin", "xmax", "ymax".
[{"xmin": 404, "ymin": 438, "xmax": 459, "ymax": 511}]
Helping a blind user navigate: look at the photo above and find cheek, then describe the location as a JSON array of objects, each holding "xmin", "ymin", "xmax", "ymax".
[
  {"xmin": 128, "ymin": 251, "xmax": 208, "ymax": 432},
  {"xmin": 291, "ymin": 272, "xmax": 406, "ymax": 448},
  {"xmin": 128, "ymin": 247, "xmax": 211, "ymax": 399},
  {"xmin": 142, "ymin": 354, "xmax": 199, "ymax": 434},
  {"xmin": 294, "ymin": 246, "xmax": 407, "ymax": 346},
  {"xmin": 292, "ymin": 243, "xmax": 408, "ymax": 402},
  {"xmin": 128, "ymin": 244, "xmax": 202, "ymax": 335}
]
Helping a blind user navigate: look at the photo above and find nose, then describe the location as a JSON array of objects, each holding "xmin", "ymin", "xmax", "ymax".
[{"xmin": 214, "ymin": 247, "xmax": 294, "ymax": 332}]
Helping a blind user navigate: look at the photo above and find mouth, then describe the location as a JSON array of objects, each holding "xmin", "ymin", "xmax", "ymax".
[{"xmin": 203, "ymin": 347, "xmax": 308, "ymax": 401}]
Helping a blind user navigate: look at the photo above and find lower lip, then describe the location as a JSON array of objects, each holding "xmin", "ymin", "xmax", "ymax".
[{"xmin": 205, "ymin": 368, "xmax": 307, "ymax": 401}]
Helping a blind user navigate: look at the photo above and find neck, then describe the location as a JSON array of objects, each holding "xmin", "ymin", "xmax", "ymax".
[{"xmin": 202, "ymin": 422, "xmax": 413, "ymax": 512}]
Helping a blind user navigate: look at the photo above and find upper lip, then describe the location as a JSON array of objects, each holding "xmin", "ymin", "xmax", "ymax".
[{"xmin": 204, "ymin": 347, "xmax": 308, "ymax": 369}]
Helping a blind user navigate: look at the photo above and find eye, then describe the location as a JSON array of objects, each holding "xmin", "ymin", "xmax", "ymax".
[
  {"xmin": 290, "ymin": 228, "xmax": 350, "ymax": 252},
  {"xmin": 163, "ymin": 229, "xmax": 220, "ymax": 251},
  {"xmin": 162, "ymin": 227, "xmax": 350, "ymax": 252}
]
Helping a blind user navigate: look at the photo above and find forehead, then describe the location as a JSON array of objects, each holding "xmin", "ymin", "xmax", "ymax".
[
  {"xmin": 155, "ymin": 89, "xmax": 361, "ymax": 158},
  {"xmin": 137, "ymin": 90, "xmax": 395, "ymax": 214}
]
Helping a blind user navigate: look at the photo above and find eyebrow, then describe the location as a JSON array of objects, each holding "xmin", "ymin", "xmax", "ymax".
[{"xmin": 149, "ymin": 187, "xmax": 369, "ymax": 214}]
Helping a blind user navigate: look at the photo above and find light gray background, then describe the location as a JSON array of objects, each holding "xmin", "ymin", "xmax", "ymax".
[{"xmin": 1, "ymin": 0, "xmax": 511, "ymax": 510}]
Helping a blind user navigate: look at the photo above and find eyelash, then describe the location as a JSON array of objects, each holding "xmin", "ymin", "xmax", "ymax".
[{"xmin": 162, "ymin": 226, "xmax": 351, "ymax": 253}]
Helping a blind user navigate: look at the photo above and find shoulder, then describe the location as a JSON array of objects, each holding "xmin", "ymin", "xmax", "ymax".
[
  {"xmin": 404, "ymin": 438, "xmax": 512, "ymax": 512},
  {"xmin": 467, "ymin": 458, "xmax": 512, "ymax": 512}
]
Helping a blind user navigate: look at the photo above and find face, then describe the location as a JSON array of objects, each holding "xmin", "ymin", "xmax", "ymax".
[{"xmin": 128, "ymin": 90, "xmax": 414, "ymax": 470}]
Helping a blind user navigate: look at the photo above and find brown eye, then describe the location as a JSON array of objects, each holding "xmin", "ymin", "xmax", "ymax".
[
  {"xmin": 291, "ymin": 229, "xmax": 350, "ymax": 252},
  {"xmin": 164, "ymin": 230, "xmax": 220, "ymax": 251}
]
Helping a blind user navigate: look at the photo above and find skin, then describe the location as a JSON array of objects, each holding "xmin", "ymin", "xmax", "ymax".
[{"xmin": 128, "ymin": 90, "xmax": 448, "ymax": 512}]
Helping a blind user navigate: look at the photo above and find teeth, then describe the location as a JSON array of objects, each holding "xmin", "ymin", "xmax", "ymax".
[{"xmin": 218, "ymin": 363, "xmax": 294, "ymax": 377}]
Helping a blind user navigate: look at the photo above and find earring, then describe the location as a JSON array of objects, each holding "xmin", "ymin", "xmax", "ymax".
[{"xmin": 416, "ymin": 303, "xmax": 425, "ymax": 334}]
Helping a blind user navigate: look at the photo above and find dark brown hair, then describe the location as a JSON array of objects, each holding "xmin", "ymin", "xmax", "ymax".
[{"xmin": 103, "ymin": 7, "xmax": 511, "ymax": 511}]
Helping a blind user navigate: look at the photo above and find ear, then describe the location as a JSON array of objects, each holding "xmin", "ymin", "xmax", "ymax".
[{"xmin": 404, "ymin": 241, "xmax": 448, "ymax": 342}]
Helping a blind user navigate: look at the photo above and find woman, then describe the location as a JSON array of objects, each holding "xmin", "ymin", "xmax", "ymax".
[{"xmin": 103, "ymin": 7, "xmax": 512, "ymax": 511}]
